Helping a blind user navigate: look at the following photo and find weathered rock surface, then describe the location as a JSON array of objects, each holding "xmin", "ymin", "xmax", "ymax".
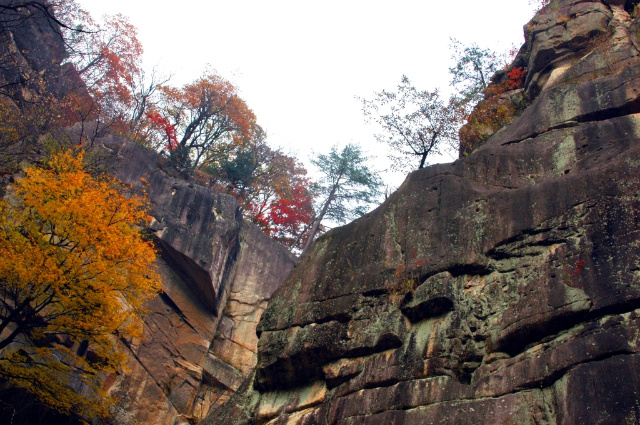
[
  {"xmin": 203, "ymin": 1, "xmax": 640, "ymax": 424},
  {"xmin": 92, "ymin": 138, "xmax": 297, "ymax": 424},
  {"xmin": 0, "ymin": 0, "xmax": 67, "ymax": 101}
]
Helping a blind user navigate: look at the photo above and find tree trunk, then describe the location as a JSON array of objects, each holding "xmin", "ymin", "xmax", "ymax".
[
  {"xmin": 419, "ymin": 152, "xmax": 427, "ymax": 169},
  {"xmin": 300, "ymin": 185, "xmax": 337, "ymax": 256}
]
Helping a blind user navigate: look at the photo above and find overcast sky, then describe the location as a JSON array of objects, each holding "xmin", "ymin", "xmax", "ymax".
[{"xmin": 77, "ymin": 0, "xmax": 539, "ymax": 189}]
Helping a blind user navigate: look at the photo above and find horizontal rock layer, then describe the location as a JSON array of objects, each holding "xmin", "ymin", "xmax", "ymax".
[{"xmin": 202, "ymin": 1, "xmax": 640, "ymax": 424}]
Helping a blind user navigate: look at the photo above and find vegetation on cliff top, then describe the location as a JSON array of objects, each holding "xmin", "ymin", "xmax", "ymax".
[{"xmin": 301, "ymin": 144, "xmax": 382, "ymax": 255}]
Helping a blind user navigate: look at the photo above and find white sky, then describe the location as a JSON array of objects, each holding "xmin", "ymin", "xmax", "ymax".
[{"xmin": 78, "ymin": 0, "xmax": 539, "ymax": 190}]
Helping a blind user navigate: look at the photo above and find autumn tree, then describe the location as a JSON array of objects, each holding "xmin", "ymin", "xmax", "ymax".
[
  {"xmin": 258, "ymin": 180, "xmax": 314, "ymax": 250},
  {"xmin": 449, "ymin": 40, "xmax": 528, "ymax": 154},
  {"xmin": 448, "ymin": 38, "xmax": 500, "ymax": 109},
  {"xmin": 153, "ymin": 73, "xmax": 256, "ymax": 170},
  {"xmin": 0, "ymin": 0, "xmax": 154, "ymax": 169},
  {"xmin": 202, "ymin": 129, "xmax": 315, "ymax": 250},
  {"xmin": 0, "ymin": 149, "xmax": 160, "ymax": 418},
  {"xmin": 6, "ymin": 0, "xmax": 162, "ymax": 145},
  {"xmin": 56, "ymin": 3, "xmax": 162, "ymax": 134},
  {"xmin": 301, "ymin": 143, "xmax": 382, "ymax": 255},
  {"xmin": 361, "ymin": 75, "xmax": 463, "ymax": 172},
  {"xmin": 240, "ymin": 153, "xmax": 314, "ymax": 250}
]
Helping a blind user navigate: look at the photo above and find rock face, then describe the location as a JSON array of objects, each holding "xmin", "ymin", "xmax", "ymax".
[
  {"xmin": 93, "ymin": 138, "xmax": 297, "ymax": 424},
  {"xmin": 0, "ymin": 4, "xmax": 296, "ymax": 423},
  {"xmin": 0, "ymin": 0, "xmax": 65, "ymax": 99},
  {"xmin": 203, "ymin": 1, "xmax": 640, "ymax": 424}
]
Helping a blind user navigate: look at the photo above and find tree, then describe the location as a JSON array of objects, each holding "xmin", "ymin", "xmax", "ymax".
[
  {"xmin": 0, "ymin": 149, "xmax": 161, "ymax": 419},
  {"xmin": 257, "ymin": 180, "xmax": 314, "ymax": 249},
  {"xmin": 58, "ymin": 5, "xmax": 152, "ymax": 129},
  {"xmin": 48, "ymin": 1, "xmax": 169, "ymax": 143},
  {"xmin": 448, "ymin": 38, "xmax": 499, "ymax": 108},
  {"xmin": 155, "ymin": 73, "xmax": 256, "ymax": 170},
  {"xmin": 301, "ymin": 143, "xmax": 382, "ymax": 255},
  {"xmin": 0, "ymin": 0, "xmax": 159, "ymax": 168},
  {"xmin": 361, "ymin": 75, "xmax": 463, "ymax": 172},
  {"xmin": 202, "ymin": 129, "xmax": 315, "ymax": 251},
  {"xmin": 449, "ymin": 40, "xmax": 527, "ymax": 154}
]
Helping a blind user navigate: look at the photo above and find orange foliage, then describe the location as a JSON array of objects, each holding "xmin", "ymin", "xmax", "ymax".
[
  {"xmin": 154, "ymin": 73, "xmax": 257, "ymax": 169},
  {"xmin": 49, "ymin": 2, "xmax": 160, "ymax": 140},
  {"xmin": 65, "ymin": 12, "xmax": 144, "ymax": 123},
  {"xmin": 0, "ymin": 2, "xmax": 151, "ymax": 166},
  {"xmin": 0, "ymin": 149, "xmax": 160, "ymax": 418},
  {"xmin": 459, "ymin": 66, "xmax": 527, "ymax": 152},
  {"xmin": 506, "ymin": 67, "xmax": 526, "ymax": 90}
]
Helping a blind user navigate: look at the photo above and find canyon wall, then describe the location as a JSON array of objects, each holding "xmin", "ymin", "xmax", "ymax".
[
  {"xmin": 6, "ymin": 1, "xmax": 640, "ymax": 424},
  {"xmin": 202, "ymin": 1, "xmax": 640, "ymax": 424},
  {"xmin": 98, "ymin": 137, "xmax": 297, "ymax": 424},
  {"xmin": 0, "ymin": 4, "xmax": 297, "ymax": 422}
]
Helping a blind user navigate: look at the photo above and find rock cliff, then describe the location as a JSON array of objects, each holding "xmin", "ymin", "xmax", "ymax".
[
  {"xmin": 203, "ymin": 1, "xmax": 640, "ymax": 424},
  {"xmin": 95, "ymin": 137, "xmax": 297, "ymax": 424},
  {"xmin": 0, "ymin": 4, "xmax": 297, "ymax": 423}
]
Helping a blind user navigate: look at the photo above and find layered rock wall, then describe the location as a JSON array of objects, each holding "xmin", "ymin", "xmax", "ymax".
[
  {"xmin": 203, "ymin": 1, "xmax": 640, "ymax": 424},
  {"xmin": 96, "ymin": 138, "xmax": 297, "ymax": 424}
]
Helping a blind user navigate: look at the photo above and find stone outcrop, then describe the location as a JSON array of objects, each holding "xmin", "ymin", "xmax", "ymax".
[
  {"xmin": 203, "ymin": 1, "xmax": 640, "ymax": 424},
  {"xmin": 0, "ymin": 0, "xmax": 65, "ymax": 100},
  {"xmin": 92, "ymin": 137, "xmax": 297, "ymax": 424}
]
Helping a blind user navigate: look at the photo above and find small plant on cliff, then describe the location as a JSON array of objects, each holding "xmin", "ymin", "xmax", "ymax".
[
  {"xmin": 449, "ymin": 36, "xmax": 529, "ymax": 154},
  {"xmin": 0, "ymin": 149, "xmax": 161, "ymax": 420},
  {"xmin": 458, "ymin": 67, "xmax": 527, "ymax": 152},
  {"xmin": 392, "ymin": 250, "xmax": 429, "ymax": 294},
  {"xmin": 563, "ymin": 259, "xmax": 585, "ymax": 286}
]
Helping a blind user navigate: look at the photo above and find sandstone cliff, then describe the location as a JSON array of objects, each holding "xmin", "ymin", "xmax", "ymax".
[
  {"xmin": 0, "ymin": 4, "xmax": 297, "ymax": 423},
  {"xmin": 93, "ymin": 137, "xmax": 297, "ymax": 424},
  {"xmin": 203, "ymin": 1, "xmax": 640, "ymax": 424}
]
